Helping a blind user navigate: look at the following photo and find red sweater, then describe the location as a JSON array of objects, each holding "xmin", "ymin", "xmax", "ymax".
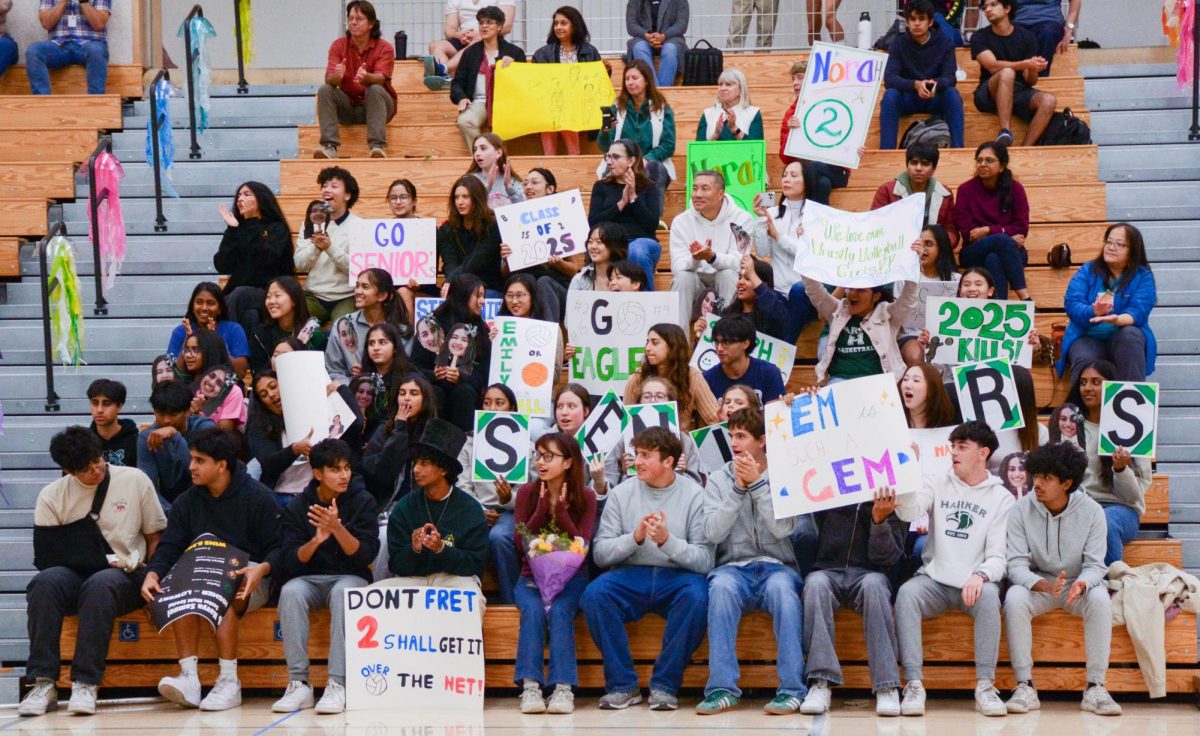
[
  {"xmin": 779, "ymin": 98, "xmax": 800, "ymax": 164},
  {"xmin": 513, "ymin": 481, "xmax": 597, "ymax": 578},
  {"xmin": 951, "ymin": 176, "xmax": 1030, "ymax": 241}
]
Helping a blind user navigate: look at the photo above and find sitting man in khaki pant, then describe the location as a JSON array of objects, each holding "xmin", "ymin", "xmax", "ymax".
[{"xmin": 314, "ymin": 0, "xmax": 396, "ymax": 159}]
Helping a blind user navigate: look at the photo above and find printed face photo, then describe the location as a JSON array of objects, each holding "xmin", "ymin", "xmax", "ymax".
[
  {"xmin": 199, "ymin": 367, "xmax": 228, "ymax": 399},
  {"xmin": 435, "ymin": 322, "xmax": 476, "ymax": 375},
  {"xmin": 417, "ymin": 317, "xmax": 444, "ymax": 354},
  {"xmin": 338, "ymin": 320, "xmax": 358, "ymax": 353}
]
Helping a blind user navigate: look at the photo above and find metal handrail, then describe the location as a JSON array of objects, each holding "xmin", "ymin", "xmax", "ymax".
[
  {"xmin": 85, "ymin": 135, "xmax": 112, "ymax": 316},
  {"xmin": 37, "ymin": 221, "xmax": 69, "ymax": 412},
  {"xmin": 233, "ymin": 0, "xmax": 249, "ymax": 94},
  {"xmin": 1190, "ymin": 7, "xmax": 1199, "ymax": 141},
  {"xmin": 148, "ymin": 68, "xmax": 170, "ymax": 232},
  {"xmin": 183, "ymin": 4, "xmax": 205, "ymax": 159}
]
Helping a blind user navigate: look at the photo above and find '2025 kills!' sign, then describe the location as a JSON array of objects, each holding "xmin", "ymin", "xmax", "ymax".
[{"xmin": 926, "ymin": 297, "xmax": 1034, "ymax": 368}]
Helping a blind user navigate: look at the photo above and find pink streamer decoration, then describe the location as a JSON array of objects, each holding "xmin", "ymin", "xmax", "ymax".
[{"xmin": 88, "ymin": 151, "xmax": 127, "ymax": 290}]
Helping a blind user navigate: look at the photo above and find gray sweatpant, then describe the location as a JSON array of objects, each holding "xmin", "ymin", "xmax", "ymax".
[
  {"xmin": 802, "ymin": 568, "xmax": 900, "ymax": 693},
  {"xmin": 1005, "ymin": 583, "xmax": 1112, "ymax": 684},
  {"xmin": 278, "ymin": 574, "xmax": 368, "ymax": 686},
  {"xmin": 896, "ymin": 574, "xmax": 1002, "ymax": 682}
]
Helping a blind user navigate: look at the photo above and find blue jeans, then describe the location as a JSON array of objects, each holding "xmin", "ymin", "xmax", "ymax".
[
  {"xmin": 489, "ymin": 510, "xmax": 519, "ymax": 604},
  {"xmin": 25, "ymin": 40, "xmax": 109, "ymax": 95},
  {"xmin": 879, "ymin": 87, "xmax": 966, "ymax": 149},
  {"xmin": 705, "ymin": 562, "xmax": 806, "ymax": 698},
  {"xmin": 1021, "ymin": 20, "xmax": 1065, "ymax": 76},
  {"xmin": 630, "ymin": 40, "xmax": 680, "ymax": 87},
  {"xmin": 1101, "ymin": 503, "xmax": 1140, "ymax": 566},
  {"xmin": 934, "ymin": 13, "xmax": 964, "ymax": 47},
  {"xmin": 628, "ymin": 237, "xmax": 663, "ymax": 292},
  {"xmin": 513, "ymin": 573, "xmax": 589, "ymax": 687},
  {"xmin": 789, "ymin": 514, "xmax": 819, "ymax": 576},
  {"xmin": 783, "ymin": 282, "xmax": 817, "ymax": 344},
  {"xmin": 958, "ymin": 234, "xmax": 1028, "ymax": 299},
  {"xmin": 0, "ymin": 35, "xmax": 18, "ymax": 78},
  {"xmin": 581, "ymin": 565, "xmax": 708, "ymax": 694}
]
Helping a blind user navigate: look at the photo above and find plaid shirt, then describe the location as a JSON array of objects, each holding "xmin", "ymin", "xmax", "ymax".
[{"xmin": 40, "ymin": 0, "xmax": 111, "ymax": 45}]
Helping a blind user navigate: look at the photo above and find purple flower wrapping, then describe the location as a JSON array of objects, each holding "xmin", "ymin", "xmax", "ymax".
[{"xmin": 528, "ymin": 550, "xmax": 586, "ymax": 612}]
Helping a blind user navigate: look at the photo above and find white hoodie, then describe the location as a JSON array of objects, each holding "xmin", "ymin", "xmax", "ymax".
[
  {"xmin": 669, "ymin": 193, "xmax": 756, "ymax": 277},
  {"xmin": 897, "ymin": 469, "xmax": 1014, "ymax": 587}
]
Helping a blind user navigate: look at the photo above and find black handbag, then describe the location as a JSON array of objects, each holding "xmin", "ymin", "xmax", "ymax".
[
  {"xmin": 682, "ymin": 39, "xmax": 723, "ymax": 86},
  {"xmin": 33, "ymin": 473, "xmax": 114, "ymax": 577}
]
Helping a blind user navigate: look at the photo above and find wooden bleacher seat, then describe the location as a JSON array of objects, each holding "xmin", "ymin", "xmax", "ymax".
[
  {"xmin": 0, "ymin": 161, "xmax": 79, "ymax": 199},
  {"xmin": 0, "ymin": 237, "xmax": 20, "ymax": 278},
  {"xmin": 0, "ymin": 94, "xmax": 123, "ymax": 130},
  {"xmin": 7, "ymin": 198, "xmax": 52, "ymax": 238},
  {"xmin": 0, "ymin": 128, "xmax": 99, "ymax": 163},
  {"xmin": 0, "ymin": 64, "xmax": 143, "ymax": 98}
]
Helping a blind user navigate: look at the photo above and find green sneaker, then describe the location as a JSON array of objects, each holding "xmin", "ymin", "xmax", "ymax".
[
  {"xmin": 763, "ymin": 693, "xmax": 802, "ymax": 715},
  {"xmin": 695, "ymin": 689, "xmax": 739, "ymax": 715},
  {"xmin": 422, "ymin": 75, "xmax": 451, "ymax": 92}
]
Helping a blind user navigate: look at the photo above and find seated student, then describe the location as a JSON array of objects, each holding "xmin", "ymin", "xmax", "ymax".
[
  {"xmin": 1059, "ymin": 223, "xmax": 1157, "ymax": 385},
  {"xmin": 325, "ymin": 268, "xmax": 412, "ymax": 385},
  {"xmin": 167, "ymin": 283, "xmax": 250, "ymax": 379},
  {"xmin": 174, "ymin": 327, "xmax": 233, "ymax": 391},
  {"xmin": 426, "ymin": 0, "xmax": 516, "ymax": 80},
  {"xmin": 625, "ymin": 0, "xmax": 689, "ymax": 88},
  {"xmin": 599, "ymin": 61, "xmax": 676, "ymax": 201},
  {"xmin": 582, "ymin": 427, "xmax": 713, "ymax": 711},
  {"xmin": 362, "ymin": 373, "xmax": 439, "ymax": 518},
  {"xmin": 702, "ymin": 315, "xmax": 785, "ymax": 405},
  {"xmin": 271, "ymin": 438, "xmax": 380, "ymax": 715},
  {"xmin": 696, "ymin": 407, "xmax": 806, "ymax": 716},
  {"xmin": 880, "ymin": 0, "xmax": 964, "ymax": 150},
  {"xmin": 0, "ymin": 4, "xmax": 16, "ymax": 80},
  {"xmin": 191, "ymin": 365, "xmax": 247, "ymax": 438},
  {"xmin": 607, "ymin": 259, "xmax": 649, "ymax": 292},
  {"xmin": 751, "ymin": 162, "xmax": 817, "ymax": 342},
  {"xmin": 438, "ymin": 176, "xmax": 506, "ymax": 297},
  {"xmin": 952, "ymin": 142, "xmax": 1031, "ymax": 301},
  {"xmin": 531, "ymin": 6, "xmax": 602, "ymax": 156},
  {"xmin": 898, "ymin": 225, "xmax": 960, "ymax": 366},
  {"xmin": 87, "ymin": 378, "xmax": 138, "ymax": 467},
  {"xmin": 669, "ymin": 170, "xmax": 756, "ymax": 314},
  {"xmin": 721, "ymin": 255, "xmax": 790, "ymax": 342},
  {"xmin": 512, "ymin": 432, "xmax": 598, "ymax": 714},
  {"xmin": 894, "ymin": 420, "xmax": 1015, "ymax": 717},
  {"xmin": 314, "ymin": 1, "xmax": 396, "ymax": 159},
  {"xmin": 449, "ymin": 6, "xmax": 526, "ymax": 149},
  {"xmin": 25, "ymin": 0, "xmax": 111, "ymax": 95},
  {"xmin": 249, "ymin": 277, "xmax": 327, "ymax": 372},
  {"xmin": 142, "ymin": 428, "xmax": 280, "ymax": 711},
  {"xmin": 294, "ymin": 167, "xmax": 361, "ymax": 325},
  {"xmin": 971, "ymin": 0, "xmax": 1057, "ymax": 146},
  {"xmin": 718, "ymin": 382, "xmax": 761, "ymax": 421},
  {"xmin": 588, "ymin": 140, "xmax": 665, "ymax": 290},
  {"xmin": 871, "ymin": 142, "xmax": 960, "ymax": 248},
  {"xmin": 1068, "ymin": 359, "xmax": 1152, "ymax": 565},
  {"xmin": 607, "ymin": 376, "xmax": 705, "ymax": 489},
  {"xmin": 625, "ymin": 323, "xmax": 721, "ymax": 432},
  {"xmin": 358, "ymin": 322, "xmax": 417, "ymax": 424},
  {"xmin": 137, "ymin": 381, "xmax": 215, "ymax": 508},
  {"xmin": 779, "ymin": 60, "xmax": 852, "ymax": 205},
  {"xmin": 800, "ymin": 487, "xmax": 907, "ymax": 716},
  {"xmin": 1004, "ymin": 442, "xmax": 1122, "ymax": 716},
  {"xmin": 214, "ymin": 181, "xmax": 294, "ymax": 331},
  {"xmin": 571, "ymin": 223, "xmax": 629, "ymax": 292},
  {"xmin": 19, "ymin": 428, "xmax": 166, "ymax": 717},
  {"xmin": 467, "ymin": 133, "xmax": 525, "ymax": 209},
  {"xmin": 1012, "ymin": 0, "xmax": 1080, "ymax": 76},
  {"xmin": 697, "ymin": 68, "xmax": 763, "ymax": 142}
]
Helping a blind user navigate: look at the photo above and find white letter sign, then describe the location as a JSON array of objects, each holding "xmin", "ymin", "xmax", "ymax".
[
  {"xmin": 472, "ymin": 411, "xmax": 531, "ymax": 482},
  {"xmin": 783, "ymin": 42, "xmax": 887, "ymax": 168},
  {"xmin": 495, "ymin": 189, "xmax": 589, "ymax": 271},
  {"xmin": 489, "ymin": 316, "xmax": 557, "ymax": 417},
  {"xmin": 952, "ymin": 360, "xmax": 1025, "ymax": 431},
  {"xmin": 795, "ymin": 197, "xmax": 923, "ymax": 288},
  {"xmin": 347, "ymin": 218, "xmax": 438, "ymax": 285},
  {"xmin": 564, "ymin": 291, "xmax": 680, "ymax": 396},
  {"xmin": 926, "ymin": 297, "xmax": 1034, "ymax": 368},
  {"xmin": 1099, "ymin": 381, "xmax": 1159, "ymax": 457}
]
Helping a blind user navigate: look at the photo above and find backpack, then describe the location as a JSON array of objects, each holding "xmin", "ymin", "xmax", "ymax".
[
  {"xmin": 874, "ymin": 18, "xmax": 905, "ymax": 51},
  {"xmin": 1037, "ymin": 108, "xmax": 1092, "ymax": 145},
  {"xmin": 682, "ymin": 39, "xmax": 723, "ymax": 86},
  {"xmin": 900, "ymin": 117, "xmax": 953, "ymax": 149}
]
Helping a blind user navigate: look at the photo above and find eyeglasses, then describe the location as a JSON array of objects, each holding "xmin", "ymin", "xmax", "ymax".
[
  {"xmin": 975, "ymin": 156, "xmax": 1000, "ymax": 164},
  {"xmin": 388, "ymin": 194, "xmax": 412, "ymax": 203},
  {"xmin": 1103, "ymin": 239, "xmax": 1128, "ymax": 249},
  {"xmin": 534, "ymin": 451, "xmax": 565, "ymax": 462},
  {"xmin": 712, "ymin": 339, "xmax": 743, "ymax": 347},
  {"xmin": 603, "ymin": 153, "xmax": 626, "ymax": 161},
  {"xmin": 641, "ymin": 392, "xmax": 669, "ymax": 402},
  {"xmin": 182, "ymin": 346, "xmax": 202, "ymax": 355}
]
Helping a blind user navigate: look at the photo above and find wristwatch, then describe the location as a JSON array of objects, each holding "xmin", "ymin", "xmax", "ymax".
[
  {"xmin": 975, "ymin": 571, "xmax": 990, "ymax": 583},
  {"xmin": 1066, "ymin": 22, "xmax": 1076, "ymax": 30}
]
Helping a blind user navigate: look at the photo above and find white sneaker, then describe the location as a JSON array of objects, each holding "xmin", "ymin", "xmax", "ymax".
[
  {"xmin": 900, "ymin": 680, "xmax": 926, "ymax": 716},
  {"xmin": 800, "ymin": 680, "xmax": 831, "ymax": 715},
  {"xmin": 521, "ymin": 684, "xmax": 547, "ymax": 713},
  {"xmin": 272, "ymin": 680, "xmax": 314, "ymax": 713},
  {"xmin": 1081, "ymin": 684, "xmax": 1122, "ymax": 716},
  {"xmin": 876, "ymin": 688, "xmax": 901, "ymax": 717},
  {"xmin": 315, "ymin": 681, "xmax": 346, "ymax": 714},
  {"xmin": 1006, "ymin": 682, "xmax": 1040, "ymax": 713},
  {"xmin": 67, "ymin": 682, "xmax": 98, "ymax": 715},
  {"xmin": 199, "ymin": 675, "xmax": 242, "ymax": 711},
  {"xmin": 975, "ymin": 681, "xmax": 1007, "ymax": 717},
  {"xmin": 158, "ymin": 671, "xmax": 201, "ymax": 709},
  {"xmin": 547, "ymin": 686, "xmax": 574, "ymax": 714},
  {"xmin": 17, "ymin": 680, "xmax": 58, "ymax": 716}
]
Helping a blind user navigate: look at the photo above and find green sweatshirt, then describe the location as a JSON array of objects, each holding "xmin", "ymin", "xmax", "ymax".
[{"xmin": 387, "ymin": 486, "xmax": 487, "ymax": 578}]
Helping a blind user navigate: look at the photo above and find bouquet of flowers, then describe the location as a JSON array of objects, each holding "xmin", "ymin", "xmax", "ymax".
[{"xmin": 517, "ymin": 521, "xmax": 587, "ymax": 613}]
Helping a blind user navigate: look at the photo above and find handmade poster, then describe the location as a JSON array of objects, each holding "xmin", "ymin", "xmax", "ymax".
[
  {"xmin": 953, "ymin": 360, "xmax": 1024, "ymax": 431},
  {"xmin": 472, "ymin": 411, "xmax": 531, "ymax": 483},
  {"xmin": 902, "ymin": 279, "xmax": 960, "ymax": 335},
  {"xmin": 783, "ymin": 41, "xmax": 887, "ymax": 168},
  {"xmin": 495, "ymin": 190, "xmax": 589, "ymax": 271},
  {"xmin": 909, "ymin": 426, "xmax": 954, "ymax": 478},
  {"xmin": 795, "ymin": 197, "xmax": 923, "ymax": 288},
  {"xmin": 276, "ymin": 351, "xmax": 357, "ymax": 444},
  {"xmin": 685, "ymin": 140, "xmax": 768, "ymax": 214},
  {"xmin": 435, "ymin": 323, "xmax": 480, "ymax": 376},
  {"xmin": 347, "ymin": 218, "xmax": 438, "ymax": 286},
  {"xmin": 618, "ymin": 402, "xmax": 680, "ymax": 474},
  {"xmin": 691, "ymin": 422, "xmax": 734, "ymax": 475},
  {"xmin": 926, "ymin": 297, "xmax": 1034, "ymax": 368},
  {"xmin": 764, "ymin": 374, "xmax": 921, "ymax": 518},
  {"xmin": 492, "ymin": 60, "xmax": 615, "ymax": 140},
  {"xmin": 1098, "ymin": 381, "xmax": 1159, "ymax": 457},
  {"xmin": 344, "ymin": 585, "xmax": 485, "ymax": 712},
  {"xmin": 489, "ymin": 316, "xmax": 558, "ymax": 417},
  {"xmin": 415, "ymin": 297, "xmax": 502, "ymax": 330},
  {"xmin": 565, "ymin": 291, "xmax": 680, "ymax": 396},
  {"xmin": 575, "ymin": 390, "xmax": 627, "ymax": 463},
  {"xmin": 149, "ymin": 533, "xmax": 246, "ymax": 632},
  {"xmin": 690, "ymin": 314, "xmax": 795, "ymax": 382}
]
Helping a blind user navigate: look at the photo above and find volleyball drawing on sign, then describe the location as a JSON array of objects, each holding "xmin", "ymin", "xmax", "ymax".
[
  {"xmin": 347, "ymin": 218, "xmax": 438, "ymax": 285},
  {"xmin": 489, "ymin": 316, "xmax": 556, "ymax": 417},
  {"xmin": 472, "ymin": 411, "xmax": 532, "ymax": 483},
  {"xmin": 952, "ymin": 360, "xmax": 1024, "ymax": 431},
  {"xmin": 1098, "ymin": 381, "xmax": 1159, "ymax": 458},
  {"xmin": 565, "ymin": 291, "xmax": 680, "ymax": 396},
  {"xmin": 926, "ymin": 297, "xmax": 1034, "ymax": 368}
]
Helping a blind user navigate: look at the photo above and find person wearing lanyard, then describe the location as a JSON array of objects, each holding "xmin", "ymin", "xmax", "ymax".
[{"xmin": 26, "ymin": 0, "xmax": 112, "ymax": 95}]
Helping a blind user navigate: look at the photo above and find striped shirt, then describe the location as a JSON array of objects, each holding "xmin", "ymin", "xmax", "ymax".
[{"xmin": 40, "ymin": 0, "xmax": 111, "ymax": 45}]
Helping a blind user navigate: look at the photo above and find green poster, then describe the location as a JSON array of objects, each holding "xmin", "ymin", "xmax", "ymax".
[
  {"xmin": 952, "ymin": 359, "xmax": 1023, "ymax": 431},
  {"xmin": 472, "ymin": 411, "xmax": 530, "ymax": 482},
  {"xmin": 1098, "ymin": 381, "xmax": 1159, "ymax": 458},
  {"xmin": 685, "ymin": 139, "xmax": 767, "ymax": 214}
]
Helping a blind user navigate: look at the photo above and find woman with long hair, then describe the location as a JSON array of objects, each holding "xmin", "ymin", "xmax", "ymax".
[
  {"xmin": 952, "ymin": 142, "xmax": 1031, "ymax": 300},
  {"xmin": 386, "ymin": 178, "xmax": 439, "ymax": 319},
  {"xmin": 752, "ymin": 159, "xmax": 819, "ymax": 343},
  {"xmin": 624, "ymin": 323, "xmax": 720, "ymax": 431},
  {"xmin": 570, "ymin": 223, "xmax": 628, "ymax": 292},
  {"xmin": 718, "ymin": 383, "xmax": 761, "ymax": 421},
  {"xmin": 324, "ymin": 267, "xmax": 411, "ymax": 385},
  {"xmin": 438, "ymin": 175, "xmax": 505, "ymax": 296},
  {"xmin": 213, "ymin": 180, "xmax": 294, "ymax": 330},
  {"xmin": 495, "ymin": 274, "xmax": 569, "ymax": 391},
  {"xmin": 523, "ymin": 167, "xmax": 558, "ymax": 200},
  {"xmin": 166, "ymin": 282, "xmax": 250, "ymax": 379},
  {"xmin": 697, "ymin": 68, "xmax": 763, "ymax": 141},
  {"xmin": 466, "ymin": 132, "xmax": 525, "ymax": 209},
  {"xmin": 532, "ymin": 6, "xmax": 601, "ymax": 156},
  {"xmin": 362, "ymin": 372, "xmax": 439, "ymax": 512},
  {"xmin": 899, "ymin": 363, "xmax": 958, "ymax": 430},
  {"xmin": 411, "ymin": 273, "xmax": 492, "ymax": 432},
  {"xmin": 175, "ymin": 328, "xmax": 232, "ymax": 387},
  {"xmin": 899, "ymin": 225, "xmax": 960, "ymax": 367},
  {"xmin": 588, "ymin": 139, "xmax": 664, "ymax": 289},
  {"xmin": 249, "ymin": 276, "xmax": 327, "ymax": 371},
  {"xmin": 719, "ymin": 256, "xmax": 790, "ymax": 341},
  {"xmin": 597, "ymin": 60, "xmax": 676, "ymax": 197},
  {"xmin": 358, "ymin": 322, "xmax": 416, "ymax": 430}
]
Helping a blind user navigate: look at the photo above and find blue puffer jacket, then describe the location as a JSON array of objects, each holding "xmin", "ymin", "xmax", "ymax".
[{"xmin": 1057, "ymin": 262, "xmax": 1157, "ymax": 377}]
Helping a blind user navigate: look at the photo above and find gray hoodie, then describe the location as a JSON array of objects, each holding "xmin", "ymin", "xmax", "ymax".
[
  {"xmin": 593, "ymin": 473, "xmax": 714, "ymax": 574},
  {"xmin": 703, "ymin": 462, "xmax": 799, "ymax": 569},
  {"xmin": 1006, "ymin": 490, "xmax": 1108, "ymax": 592}
]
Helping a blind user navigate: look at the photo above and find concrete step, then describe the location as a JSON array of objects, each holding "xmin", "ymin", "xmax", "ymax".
[
  {"xmin": 0, "ymin": 510, "xmax": 33, "ymax": 528},
  {"xmin": 1087, "ymin": 110, "xmax": 1195, "ymax": 146},
  {"xmin": 125, "ymin": 95, "xmax": 314, "ymax": 129},
  {"xmin": 0, "ymin": 317, "xmax": 179, "ymax": 365},
  {"xmin": 62, "ymin": 196, "xmax": 229, "ymax": 235},
  {"xmin": 0, "ymin": 366, "xmax": 152, "ymax": 416},
  {"xmin": 74, "ymin": 160, "xmax": 281, "ymax": 198},
  {"xmin": 211, "ymin": 84, "xmax": 319, "ymax": 97},
  {"xmin": 19, "ymin": 235, "xmax": 218, "ymax": 277},
  {"xmin": 1107, "ymin": 182, "xmax": 1200, "ymax": 221},
  {"xmin": 1085, "ymin": 76, "xmax": 1191, "ymax": 111},
  {"xmin": 0, "ymin": 276, "xmax": 228, "ymax": 318},
  {"xmin": 0, "ymin": 472, "xmax": 61, "ymax": 509},
  {"xmin": 1098, "ymin": 144, "xmax": 1200, "ymax": 182},
  {"xmin": 110, "ymin": 127, "xmax": 298, "ymax": 162}
]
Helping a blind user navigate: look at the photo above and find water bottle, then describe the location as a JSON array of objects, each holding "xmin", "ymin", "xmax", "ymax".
[
  {"xmin": 394, "ymin": 30, "xmax": 407, "ymax": 60},
  {"xmin": 857, "ymin": 12, "xmax": 872, "ymax": 50}
]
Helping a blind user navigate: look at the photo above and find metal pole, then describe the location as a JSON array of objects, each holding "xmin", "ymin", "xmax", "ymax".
[
  {"xmin": 1190, "ymin": 5, "xmax": 1199, "ymax": 141},
  {"xmin": 184, "ymin": 7, "xmax": 203, "ymax": 159},
  {"xmin": 233, "ymin": 0, "xmax": 248, "ymax": 94},
  {"xmin": 38, "ymin": 224, "xmax": 66, "ymax": 412},
  {"xmin": 86, "ymin": 137, "xmax": 111, "ymax": 316},
  {"xmin": 150, "ymin": 70, "xmax": 169, "ymax": 232}
]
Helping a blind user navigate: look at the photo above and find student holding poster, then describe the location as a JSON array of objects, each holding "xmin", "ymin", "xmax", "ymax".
[
  {"xmin": 752, "ymin": 160, "xmax": 819, "ymax": 343},
  {"xmin": 669, "ymin": 170, "xmax": 756, "ymax": 315},
  {"xmin": 625, "ymin": 323, "xmax": 720, "ymax": 432},
  {"xmin": 411, "ymin": 275, "xmax": 492, "ymax": 433},
  {"xmin": 779, "ymin": 60, "xmax": 853, "ymax": 205},
  {"xmin": 531, "ymin": 7, "xmax": 602, "ymax": 156},
  {"xmin": 448, "ymin": 6, "xmax": 526, "ymax": 151}
]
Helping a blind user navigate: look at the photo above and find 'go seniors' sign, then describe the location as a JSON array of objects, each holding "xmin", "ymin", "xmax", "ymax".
[
  {"xmin": 926, "ymin": 297, "xmax": 1034, "ymax": 368},
  {"xmin": 344, "ymin": 585, "xmax": 484, "ymax": 712},
  {"xmin": 1098, "ymin": 381, "xmax": 1159, "ymax": 457},
  {"xmin": 783, "ymin": 42, "xmax": 887, "ymax": 169},
  {"xmin": 347, "ymin": 218, "xmax": 438, "ymax": 286},
  {"xmin": 796, "ymin": 196, "xmax": 923, "ymax": 288},
  {"xmin": 495, "ymin": 190, "xmax": 589, "ymax": 272}
]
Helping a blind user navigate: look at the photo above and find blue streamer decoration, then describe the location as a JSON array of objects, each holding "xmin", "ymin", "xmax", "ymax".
[
  {"xmin": 145, "ymin": 77, "xmax": 181, "ymax": 199},
  {"xmin": 176, "ymin": 14, "xmax": 217, "ymax": 133}
]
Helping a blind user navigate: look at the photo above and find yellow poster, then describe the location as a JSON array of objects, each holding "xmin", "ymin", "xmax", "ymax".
[{"xmin": 492, "ymin": 61, "xmax": 615, "ymax": 141}]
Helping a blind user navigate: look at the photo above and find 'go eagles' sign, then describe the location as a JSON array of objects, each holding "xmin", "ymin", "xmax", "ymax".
[
  {"xmin": 565, "ymin": 291, "xmax": 680, "ymax": 396},
  {"xmin": 926, "ymin": 297, "xmax": 1034, "ymax": 368}
]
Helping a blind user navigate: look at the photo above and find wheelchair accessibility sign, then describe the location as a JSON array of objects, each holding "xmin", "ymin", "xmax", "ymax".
[
  {"xmin": 784, "ymin": 42, "xmax": 887, "ymax": 169},
  {"xmin": 118, "ymin": 621, "xmax": 140, "ymax": 642}
]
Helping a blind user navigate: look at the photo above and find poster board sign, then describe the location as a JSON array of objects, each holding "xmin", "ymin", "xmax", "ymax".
[
  {"xmin": 564, "ymin": 291, "xmax": 680, "ymax": 396},
  {"xmin": 489, "ymin": 316, "xmax": 557, "ymax": 417},
  {"xmin": 276, "ymin": 351, "xmax": 357, "ymax": 444},
  {"xmin": 764, "ymin": 374, "xmax": 921, "ymax": 518},
  {"xmin": 344, "ymin": 585, "xmax": 484, "ymax": 712},
  {"xmin": 1098, "ymin": 381, "xmax": 1159, "ymax": 457},
  {"xmin": 575, "ymin": 390, "xmax": 627, "ymax": 463},
  {"xmin": 926, "ymin": 297, "xmax": 1034, "ymax": 368},
  {"xmin": 783, "ymin": 42, "xmax": 887, "ymax": 168},
  {"xmin": 415, "ymin": 297, "xmax": 503, "ymax": 330},
  {"xmin": 685, "ymin": 140, "xmax": 767, "ymax": 215},
  {"xmin": 619, "ymin": 402, "xmax": 680, "ymax": 475},
  {"xmin": 952, "ymin": 360, "xmax": 1024, "ymax": 431},
  {"xmin": 149, "ymin": 533, "xmax": 246, "ymax": 632},
  {"xmin": 691, "ymin": 422, "xmax": 734, "ymax": 475},
  {"xmin": 492, "ymin": 61, "xmax": 615, "ymax": 140},
  {"xmin": 690, "ymin": 314, "xmax": 795, "ymax": 382},
  {"xmin": 795, "ymin": 196, "xmax": 923, "ymax": 288},
  {"xmin": 347, "ymin": 218, "xmax": 438, "ymax": 286},
  {"xmin": 909, "ymin": 426, "xmax": 954, "ymax": 478},
  {"xmin": 472, "ymin": 411, "xmax": 531, "ymax": 482},
  {"xmin": 495, "ymin": 190, "xmax": 589, "ymax": 271},
  {"xmin": 902, "ymin": 279, "xmax": 960, "ymax": 335}
]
